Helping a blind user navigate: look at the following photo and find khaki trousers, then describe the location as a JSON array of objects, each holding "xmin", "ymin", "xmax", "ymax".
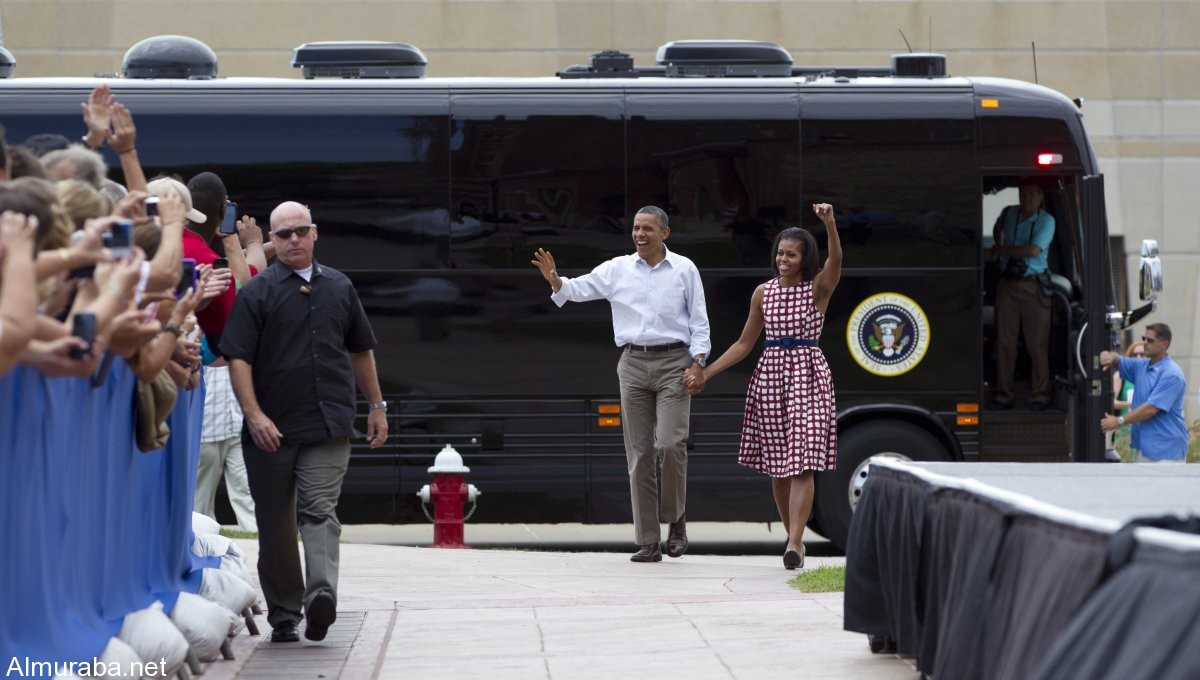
[
  {"xmin": 618, "ymin": 347, "xmax": 692, "ymax": 546},
  {"xmin": 195, "ymin": 436, "xmax": 257, "ymax": 532},
  {"xmin": 994, "ymin": 277, "xmax": 1051, "ymax": 406},
  {"xmin": 243, "ymin": 436, "xmax": 350, "ymax": 628}
]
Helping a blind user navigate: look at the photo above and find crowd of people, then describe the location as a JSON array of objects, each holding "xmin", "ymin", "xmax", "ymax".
[{"xmin": 0, "ymin": 83, "xmax": 388, "ymax": 651}]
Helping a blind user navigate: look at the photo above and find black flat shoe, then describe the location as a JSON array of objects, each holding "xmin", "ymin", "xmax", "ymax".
[
  {"xmin": 270, "ymin": 621, "xmax": 300, "ymax": 643},
  {"xmin": 304, "ymin": 592, "xmax": 337, "ymax": 641},
  {"xmin": 783, "ymin": 549, "xmax": 804, "ymax": 570}
]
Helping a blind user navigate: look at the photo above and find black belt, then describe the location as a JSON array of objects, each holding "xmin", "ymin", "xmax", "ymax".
[
  {"xmin": 764, "ymin": 337, "xmax": 817, "ymax": 348},
  {"xmin": 624, "ymin": 341, "xmax": 686, "ymax": 353}
]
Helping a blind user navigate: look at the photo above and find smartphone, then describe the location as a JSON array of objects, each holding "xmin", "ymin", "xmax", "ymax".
[
  {"xmin": 144, "ymin": 196, "xmax": 159, "ymax": 218},
  {"xmin": 108, "ymin": 219, "xmax": 133, "ymax": 258},
  {"xmin": 70, "ymin": 312, "xmax": 97, "ymax": 360},
  {"xmin": 176, "ymin": 258, "xmax": 197, "ymax": 298},
  {"xmin": 213, "ymin": 257, "xmax": 229, "ymax": 270},
  {"xmin": 66, "ymin": 264, "xmax": 96, "ymax": 280},
  {"xmin": 219, "ymin": 201, "xmax": 238, "ymax": 235}
]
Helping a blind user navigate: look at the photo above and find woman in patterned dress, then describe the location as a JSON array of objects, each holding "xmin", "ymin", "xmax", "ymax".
[{"xmin": 689, "ymin": 203, "xmax": 842, "ymax": 569}]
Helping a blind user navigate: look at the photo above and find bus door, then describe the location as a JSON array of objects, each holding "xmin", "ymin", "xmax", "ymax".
[{"xmin": 980, "ymin": 175, "xmax": 1088, "ymax": 461}]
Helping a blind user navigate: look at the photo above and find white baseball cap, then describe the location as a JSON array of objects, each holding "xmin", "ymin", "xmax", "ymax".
[{"xmin": 146, "ymin": 177, "xmax": 207, "ymax": 224}]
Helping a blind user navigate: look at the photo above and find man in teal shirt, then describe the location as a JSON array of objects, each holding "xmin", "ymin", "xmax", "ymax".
[{"xmin": 990, "ymin": 181, "xmax": 1056, "ymax": 411}]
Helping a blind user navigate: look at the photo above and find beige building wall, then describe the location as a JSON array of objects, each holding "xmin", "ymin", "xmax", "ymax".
[{"xmin": 3, "ymin": 0, "xmax": 1199, "ymax": 420}]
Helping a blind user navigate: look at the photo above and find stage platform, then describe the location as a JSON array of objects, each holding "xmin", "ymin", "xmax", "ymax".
[{"xmin": 843, "ymin": 460, "xmax": 1200, "ymax": 680}]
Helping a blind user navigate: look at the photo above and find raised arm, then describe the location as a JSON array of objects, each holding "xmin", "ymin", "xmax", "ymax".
[
  {"xmin": 108, "ymin": 103, "xmax": 147, "ymax": 192},
  {"xmin": 811, "ymin": 203, "xmax": 842, "ymax": 312}
]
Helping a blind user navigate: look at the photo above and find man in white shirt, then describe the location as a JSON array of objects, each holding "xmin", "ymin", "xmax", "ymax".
[{"xmin": 533, "ymin": 206, "xmax": 711, "ymax": 562}]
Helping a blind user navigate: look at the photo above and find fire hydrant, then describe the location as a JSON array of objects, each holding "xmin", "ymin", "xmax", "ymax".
[{"xmin": 416, "ymin": 444, "xmax": 480, "ymax": 548}]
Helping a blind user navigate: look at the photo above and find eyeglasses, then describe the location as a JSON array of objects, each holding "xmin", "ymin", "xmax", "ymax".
[
  {"xmin": 1141, "ymin": 336, "xmax": 1159, "ymax": 344},
  {"xmin": 271, "ymin": 225, "xmax": 314, "ymax": 240}
]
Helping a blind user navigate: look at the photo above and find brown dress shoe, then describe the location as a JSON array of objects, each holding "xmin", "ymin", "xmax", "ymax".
[
  {"xmin": 666, "ymin": 517, "xmax": 688, "ymax": 558},
  {"xmin": 630, "ymin": 543, "xmax": 662, "ymax": 562}
]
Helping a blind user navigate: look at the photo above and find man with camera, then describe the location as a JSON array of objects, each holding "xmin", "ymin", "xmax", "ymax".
[{"xmin": 990, "ymin": 180, "xmax": 1056, "ymax": 411}]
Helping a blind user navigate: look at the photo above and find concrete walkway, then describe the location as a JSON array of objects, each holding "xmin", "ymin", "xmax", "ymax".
[{"xmin": 203, "ymin": 526, "xmax": 918, "ymax": 679}]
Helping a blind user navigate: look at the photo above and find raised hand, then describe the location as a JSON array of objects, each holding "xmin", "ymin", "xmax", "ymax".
[
  {"xmin": 81, "ymin": 84, "xmax": 116, "ymax": 148},
  {"xmin": 531, "ymin": 248, "xmax": 561, "ymax": 290},
  {"xmin": 107, "ymin": 102, "xmax": 138, "ymax": 154}
]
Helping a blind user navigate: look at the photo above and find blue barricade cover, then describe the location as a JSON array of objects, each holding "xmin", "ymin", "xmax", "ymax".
[{"xmin": 0, "ymin": 360, "xmax": 213, "ymax": 664}]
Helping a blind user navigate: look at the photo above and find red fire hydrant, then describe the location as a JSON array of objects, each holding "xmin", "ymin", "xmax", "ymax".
[{"xmin": 416, "ymin": 444, "xmax": 480, "ymax": 548}]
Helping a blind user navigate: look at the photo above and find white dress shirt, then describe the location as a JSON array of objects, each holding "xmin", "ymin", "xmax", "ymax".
[{"xmin": 551, "ymin": 244, "xmax": 711, "ymax": 359}]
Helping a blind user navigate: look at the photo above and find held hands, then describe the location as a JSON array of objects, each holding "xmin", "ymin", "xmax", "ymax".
[
  {"xmin": 531, "ymin": 248, "xmax": 561, "ymax": 291},
  {"xmin": 683, "ymin": 364, "xmax": 706, "ymax": 395}
]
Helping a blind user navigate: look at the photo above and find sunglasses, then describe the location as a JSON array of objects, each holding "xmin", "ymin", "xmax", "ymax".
[
  {"xmin": 1141, "ymin": 336, "xmax": 1159, "ymax": 344},
  {"xmin": 271, "ymin": 225, "xmax": 314, "ymax": 240}
]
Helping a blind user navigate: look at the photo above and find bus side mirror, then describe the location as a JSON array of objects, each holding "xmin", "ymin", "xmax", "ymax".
[{"xmin": 1139, "ymin": 239, "xmax": 1163, "ymax": 300}]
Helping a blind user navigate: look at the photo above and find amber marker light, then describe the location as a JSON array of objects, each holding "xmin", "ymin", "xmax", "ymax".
[
  {"xmin": 598, "ymin": 403, "xmax": 621, "ymax": 427},
  {"xmin": 980, "ymin": 98, "xmax": 999, "ymax": 109},
  {"xmin": 956, "ymin": 403, "xmax": 979, "ymax": 426}
]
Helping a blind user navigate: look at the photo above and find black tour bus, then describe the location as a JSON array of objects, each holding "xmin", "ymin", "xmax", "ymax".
[{"xmin": 0, "ymin": 37, "xmax": 1161, "ymax": 550}]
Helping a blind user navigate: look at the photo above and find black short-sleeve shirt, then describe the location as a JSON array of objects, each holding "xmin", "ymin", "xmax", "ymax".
[{"xmin": 220, "ymin": 260, "xmax": 377, "ymax": 443}]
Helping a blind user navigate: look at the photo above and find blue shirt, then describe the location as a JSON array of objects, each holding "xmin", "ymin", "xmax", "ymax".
[
  {"xmin": 1118, "ymin": 354, "xmax": 1188, "ymax": 460},
  {"xmin": 551, "ymin": 244, "xmax": 712, "ymax": 359},
  {"xmin": 999, "ymin": 206, "xmax": 1055, "ymax": 275}
]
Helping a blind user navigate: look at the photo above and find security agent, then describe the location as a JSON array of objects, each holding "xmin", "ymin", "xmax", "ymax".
[{"xmin": 221, "ymin": 201, "xmax": 388, "ymax": 643}]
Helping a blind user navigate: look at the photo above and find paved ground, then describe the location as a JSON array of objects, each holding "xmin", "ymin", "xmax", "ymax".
[{"xmin": 201, "ymin": 524, "xmax": 917, "ymax": 680}]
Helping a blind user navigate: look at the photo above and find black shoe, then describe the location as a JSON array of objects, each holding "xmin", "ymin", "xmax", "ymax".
[
  {"xmin": 630, "ymin": 543, "xmax": 662, "ymax": 562},
  {"xmin": 783, "ymin": 549, "xmax": 804, "ymax": 570},
  {"xmin": 989, "ymin": 400, "xmax": 1013, "ymax": 411},
  {"xmin": 270, "ymin": 621, "xmax": 300, "ymax": 643},
  {"xmin": 303, "ymin": 592, "xmax": 336, "ymax": 641},
  {"xmin": 1030, "ymin": 401, "xmax": 1048, "ymax": 411},
  {"xmin": 666, "ymin": 517, "xmax": 688, "ymax": 558}
]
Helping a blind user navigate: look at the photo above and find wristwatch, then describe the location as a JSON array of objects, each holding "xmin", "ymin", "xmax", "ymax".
[
  {"xmin": 693, "ymin": 355, "xmax": 707, "ymax": 367},
  {"xmin": 162, "ymin": 323, "xmax": 184, "ymax": 338},
  {"xmin": 368, "ymin": 401, "xmax": 388, "ymax": 412},
  {"xmin": 1116, "ymin": 415, "xmax": 1125, "ymax": 426}
]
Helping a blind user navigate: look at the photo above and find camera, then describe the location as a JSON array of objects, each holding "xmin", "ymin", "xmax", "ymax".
[
  {"xmin": 219, "ymin": 201, "xmax": 238, "ymax": 235},
  {"xmin": 144, "ymin": 196, "xmax": 159, "ymax": 218},
  {"xmin": 176, "ymin": 258, "xmax": 198, "ymax": 298},
  {"xmin": 70, "ymin": 312, "xmax": 97, "ymax": 360},
  {"xmin": 1001, "ymin": 257, "xmax": 1027, "ymax": 280},
  {"xmin": 106, "ymin": 219, "xmax": 134, "ymax": 258}
]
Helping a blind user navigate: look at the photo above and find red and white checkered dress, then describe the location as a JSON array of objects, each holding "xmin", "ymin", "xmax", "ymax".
[{"xmin": 738, "ymin": 279, "xmax": 838, "ymax": 477}]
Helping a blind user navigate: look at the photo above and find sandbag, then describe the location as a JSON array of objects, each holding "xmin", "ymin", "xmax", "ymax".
[
  {"xmin": 170, "ymin": 591, "xmax": 239, "ymax": 661},
  {"xmin": 117, "ymin": 601, "xmax": 188, "ymax": 677},
  {"xmin": 200, "ymin": 566, "xmax": 257, "ymax": 616},
  {"xmin": 194, "ymin": 533, "xmax": 251, "ymax": 583},
  {"xmin": 192, "ymin": 512, "xmax": 221, "ymax": 536},
  {"xmin": 95, "ymin": 636, "xmax": 148, "ymax": 678}
]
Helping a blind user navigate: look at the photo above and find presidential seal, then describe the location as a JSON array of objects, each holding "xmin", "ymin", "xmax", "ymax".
[{"xmin": 846, "ymin": 293, "xmax": 930, "ymax": 376}]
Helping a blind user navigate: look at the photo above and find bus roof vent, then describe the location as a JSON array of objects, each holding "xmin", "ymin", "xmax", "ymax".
[
  {"xmin": 0, "ymin": 46, "xmax": 14, "ymax": 79},
  {"xmin": 559, "ymin": 50, "xmax": 657, "ymax": 79},
  {"xmin": 656, "ymin": 40, "xmax": 792, "ymax": 78},
  {"xmin": 892, "ymin": 53, "xmax": 947, "ymax": 78},
  {"xmin": 122, "ymin": 35, "xmax": 218, "ymax": 79},
  {"xmin": 291, "ymin": 42, "xmax": 426, "ymax": 79}
]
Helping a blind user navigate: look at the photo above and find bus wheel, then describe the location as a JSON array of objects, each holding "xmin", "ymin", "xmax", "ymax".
[{"xmin": 814, "ymin": 421, "xmax": 948, "ymax": 553}]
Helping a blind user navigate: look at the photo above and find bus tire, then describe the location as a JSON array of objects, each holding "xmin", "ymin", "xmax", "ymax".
[{"xmin": 814, "ymin": 420, "xmax": 949, "ymax": 553}]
